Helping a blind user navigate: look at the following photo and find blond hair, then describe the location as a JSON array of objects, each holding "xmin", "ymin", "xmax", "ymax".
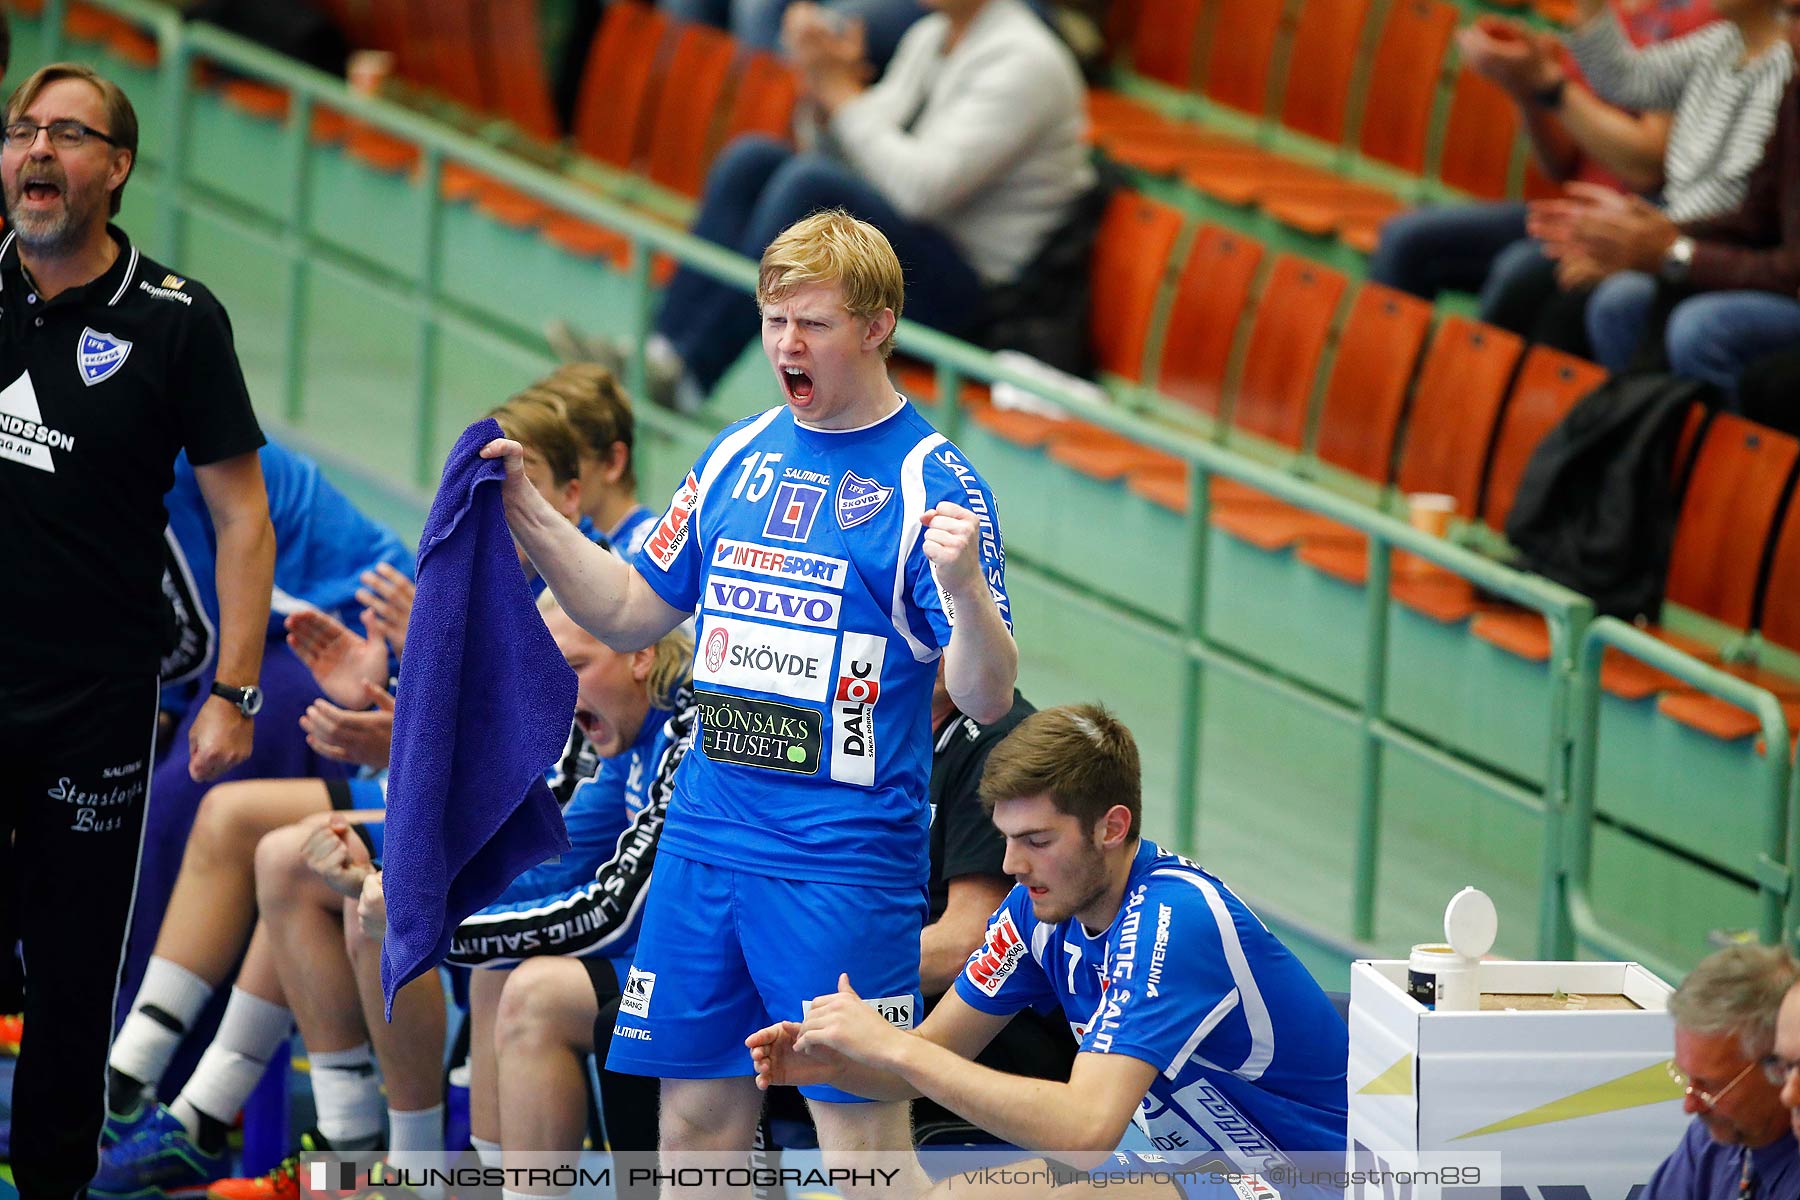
[
  {"xmin": 537, "ymin": 591, "xmax": 692, "ymax": 710},
  {"xmin": 488, "ymin": 392, "xmax": 582, "ymax": 487},
  {"xmin": 979, "ymin": 704, "xmax": 1142, "ymax": 838},
  {"xmin": 757, "ymin": 209, "xmax": 905, "ymax": 357},
  {"xmin": 6, "ymin": 63, "xmax": 137, "ymax": 215},
  {"xmin": 524, "ymin": 363, "xmax": 637, "ymax": 490}
]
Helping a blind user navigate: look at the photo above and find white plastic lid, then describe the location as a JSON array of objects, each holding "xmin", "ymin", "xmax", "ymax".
[{"xmin": 1444, "ymin": 886, "xmax": 1498, "ymax": 960}]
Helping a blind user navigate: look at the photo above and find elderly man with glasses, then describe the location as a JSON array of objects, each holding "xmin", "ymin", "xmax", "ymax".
[{"xmin": 1647, "ymin": 944, "xmax": 1800, "ymax": 1199}]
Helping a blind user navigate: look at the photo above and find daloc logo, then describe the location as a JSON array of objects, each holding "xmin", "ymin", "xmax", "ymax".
[{"xmin": 77, "ymin": 327, "xmax": 132, "ymax": 386}]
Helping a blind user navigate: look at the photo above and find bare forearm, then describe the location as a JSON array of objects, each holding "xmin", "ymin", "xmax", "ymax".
[
  {"xmin": 942, "ymin": 594, "xmax": 1016, "ymax": 725},
  {"xmin": 888, "ymin": 1039, "xmax": 1117, "ymax": 1164},
  {"xmin": 1521, "ymin": 105, "xmax": 1582, "ymax": 183},
  {"xmin": 1558, "ymin": 89, "xmax": 1666, "ymax": 191},
  {"xmin": 920, "ymin": 923, "xmax": 981, "ymax": 996},
  {"xmin": 212, "ymin": 512, "xmax": 275, "ymax": 684},
  {"xmin": 507, "ymin": 488, "xmax": 673, "ymax": 651}
]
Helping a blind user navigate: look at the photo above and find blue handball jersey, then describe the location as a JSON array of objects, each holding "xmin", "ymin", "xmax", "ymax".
[
  {"xmin": 635, "ymin": 401, "xmax": 1009, "ymax": 888},
  {"xmin": 955, "ymin": 841, "xmax": 1348, "ymax": 1168}
]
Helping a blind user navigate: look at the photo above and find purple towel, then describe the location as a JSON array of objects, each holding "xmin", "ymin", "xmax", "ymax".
[{"xmin": 380, "ymin": 418, "xmax": 575, "ymax": 1014}]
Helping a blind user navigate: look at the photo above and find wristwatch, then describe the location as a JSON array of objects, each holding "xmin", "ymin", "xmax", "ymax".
[
  {"xmin": 210, "ymin": 681, "xmax": 264, "ymax": 718},
  {"xmin": 1531, "ymin": 77, "xmax": 1568, "ymax": 110},
  {"xmin": 1661, "ymin": 235, "xmax": 1696, "ymax": 284}
]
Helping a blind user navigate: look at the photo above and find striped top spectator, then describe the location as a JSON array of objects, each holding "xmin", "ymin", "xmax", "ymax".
[{"xmin": 1568, "ymin": 9, "xmax": 1795, "ymax": 221}]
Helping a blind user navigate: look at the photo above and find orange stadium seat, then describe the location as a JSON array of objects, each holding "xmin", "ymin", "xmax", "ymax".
[
  {"xmin": 1296, "ymin": 317, "xmax": 1522, "ymax": 584},
  {"xmin": 1258, "ymin": 0, "xmax": 1459, "ymax": 241},
  {"xmin": 720, "ymin": 53, "xmax": 800, "ymax": 147},
  {"xmin": 483, "ymin": 0, "xmax": 563, "ymax": 141},
  {"xmin": 646, "ymin": 23, "xmax": 739, "ymax": 198},
  {"xmin": 1438, "ymin": 66, "xmax": 1521, "ymax": 202},
  {"xmin": 1473, "ymin": 414, "xmax": 1800, "ymax": 699},
  {"xmin": 1199, "ymin": 0, "xmax": 1286, "ymax": 119},
  {"xmin": 1392, "ymin": 347, "xmax": 1605, "ymax": 622},
  {"xmin": 573, "ymin": 2, "xmax": 674, "ymax": 169},
  {"xmin": 1153, "ymin": 224, "xmax": 1264, "ymax": 420},
  {"xmin": 1659, "ymin": 486, "xmax": 1800, "ymax": 740},
  {"xmin": 1163, "ymin": 283, "xmax": 1429, "ymax": 544},
  {"xmin": 1169, "ymin": 0, "xmax": 1376, "ymax": 203},
  {"xmin": 976, "ymin": 191, "xmax": 1184, "ymax": 453}
]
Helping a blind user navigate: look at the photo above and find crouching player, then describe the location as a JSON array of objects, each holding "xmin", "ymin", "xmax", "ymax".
[{"xmin": 750, "ymin": 706, "xmax": 1349, "ymax": 1199}]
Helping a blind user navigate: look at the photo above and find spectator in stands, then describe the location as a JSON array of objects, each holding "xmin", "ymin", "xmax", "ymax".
[
  {"xmin": 661, "ymin": 0, "xmax": 929, "ymax": 72},
  {"xmin": 562, "ymin": 0, "xmax": 1092, "ymax": 411},
  {"xmin": 1529, "ymin": 72, "xmax": 1800, "ymax": 399},
  {"xmin": 1638, "ymin": 944, "xmax": 1799, "ymax": 1198},
  {"xmin": 1521, "ymin": 0, "xmax": 1794, "ymax": 349},
  {"xmin": 0, "ymin": 61, "xmax": 276, "ymax": 1200},
  {"xmin": 90, "ymin": 392, "xmax": 590, "ymax": 1195},
  {"xmin": 1369, "ymin": 0, "xmax": 1706, "ymax": 343},
  {"xmin": 750, "ymin": 704, "xmax": 1349, "ymax": 1185}
]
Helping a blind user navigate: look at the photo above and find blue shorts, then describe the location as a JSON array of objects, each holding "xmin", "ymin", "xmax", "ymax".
[
  {"xmin": 604, "ymin": 850, "xmax": 925, "ymax": 1103},
  {"xmin": 326, "ymin": 773, "xmax": 387, "ymax": 862}
]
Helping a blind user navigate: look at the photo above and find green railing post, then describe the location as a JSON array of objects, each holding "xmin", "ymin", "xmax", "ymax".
[
  {"xmin": 412, "ymin": 147, "xmax": 445, "ymax": 491},
  {"xmin": 1543, "ymin": 609, "xmax": 1592, "ymax": 961},
  {"xmin": 154, "ymin": 31, "xmax": 192, "ymax": 266},
  {"xmin": 1351, "ymin": 534, "xmax": 1392, "ymax": 942},
  {"xmin": 279, "ymin": 91, "xmax": 315, "ymax": 425},
  {"xmin": 624, "ymin": 237, "xmax": 654, "ymax": 412},
  {"xmin": 1174, "ymin": 462, "xmax": 1211, "ymax": 853},
  {"xmin": 41, "ymin": 0, "xmax": 68, "ymax": 69},
  {"xmin": 934, "ymin": 361, "xmax": 966, "ymax": 442}
]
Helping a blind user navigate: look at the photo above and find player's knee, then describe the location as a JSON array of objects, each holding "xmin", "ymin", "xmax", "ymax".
[
  {"xmin": 190, "ymin": 780, "xmax": 258, "ymax": 859},
  {"xmin": 342, "ymin": 896, "xmax": 375, "ymax": 963},
  {"xmin": 495, "ymin": 961, "xmax": 562, "ymax": 1051},
  {"xmin": 251, "ymin": 822, "xmax": 312, "ymax": 906},
  {"xmin": 657, "ymin": 1082, "xmax": 759, "ymax": 1153}
]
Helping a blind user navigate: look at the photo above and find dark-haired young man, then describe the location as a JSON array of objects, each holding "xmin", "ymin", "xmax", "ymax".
[
  {"xmin": 751, "ymin": 705, "xmax": 1348, "ymax": 1198},
  {"xmin": 0, "ymin": 63, "xmax": 272, "ymax": 1200}
]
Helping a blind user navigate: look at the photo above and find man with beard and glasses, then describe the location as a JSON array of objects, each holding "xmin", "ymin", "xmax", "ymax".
[
  {"xmin": 750, "ymin": 704, "xmax": 1348, "ymax": 1199},
  {"xmin": 1639, "ymin": 945, "xmax": 1799, "ymax": 1199},
  {"xmin": 0, "ymin": 63, "xmax": 272, "ymax": 1200}
]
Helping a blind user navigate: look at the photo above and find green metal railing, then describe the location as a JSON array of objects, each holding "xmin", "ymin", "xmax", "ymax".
[{"xmin": 39, "ymin": 0, "xmax": 1800, "ymax": 973}]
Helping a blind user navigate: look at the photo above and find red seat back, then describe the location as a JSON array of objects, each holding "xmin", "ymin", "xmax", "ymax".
[
  {"xmin": 1395, "ymin": 317, "xmax": 1522, "ymax": 516},
  {"xmin": 1313, "ymin": 284, "xmax": 1433, "ymax": 483},
  {"xmin": 1090, "ymin": 193, "xmax": 1185, "ymax": 382},
  {"xmin": 1231, "ymin": 256, "xmax": 1348, "ymax": 450},
  {"xmin": 1156, "ymin": 224, "xmax": 1265, "ymax": 415}
]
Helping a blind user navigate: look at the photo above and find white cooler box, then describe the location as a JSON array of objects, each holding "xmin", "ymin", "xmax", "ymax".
[{"xmin": 1348, "ymin": 959, "xmax": 1687, "ymax": 1200}]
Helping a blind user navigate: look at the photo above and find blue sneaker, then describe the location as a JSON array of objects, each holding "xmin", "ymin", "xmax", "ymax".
[
  {"xmin": 89, "ymin": 1105, "xmax": 229, "ymax": 1200},
  {"xmin": 101, "ymin": 1093, "xmax": 158, "ymax": 1147}
]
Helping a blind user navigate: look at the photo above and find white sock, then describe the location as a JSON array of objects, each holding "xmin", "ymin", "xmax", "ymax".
[
  {"xmin": 387, "ymin": 1105, "xmax": 446, "ymax": 1200},
  {"xmin": 387, "ymin": 1102, "xmax": 443, "ymax": 1155},
  {"xmin": 109, "ymin": 957, "xmax": 214, "ymax": 1093},
  {"xmin": 170, "ymin": 987, "xmax": 292, "ymax": 1133},
  {"xmin": 472, "ymin": 1134, "xmax": 503, "ymax": 1167},
  {"xmin": 310, "ymin": 1043, "xmax": 384, "ymax": 1146}
]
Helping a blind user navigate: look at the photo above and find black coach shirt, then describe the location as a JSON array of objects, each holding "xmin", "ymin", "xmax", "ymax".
[
  {"xmin": 927, "ymin": 689, "xmax": 1034, "ymax": 923},
  {"xmin": 0, "ymin": 226, "xmax": 264, "ymax": 676}
]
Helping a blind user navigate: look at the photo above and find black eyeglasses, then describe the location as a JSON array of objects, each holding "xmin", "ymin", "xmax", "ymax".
[{"xmin": 2, "ymin": 120, "xmax": 120, "ymax": 150}]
